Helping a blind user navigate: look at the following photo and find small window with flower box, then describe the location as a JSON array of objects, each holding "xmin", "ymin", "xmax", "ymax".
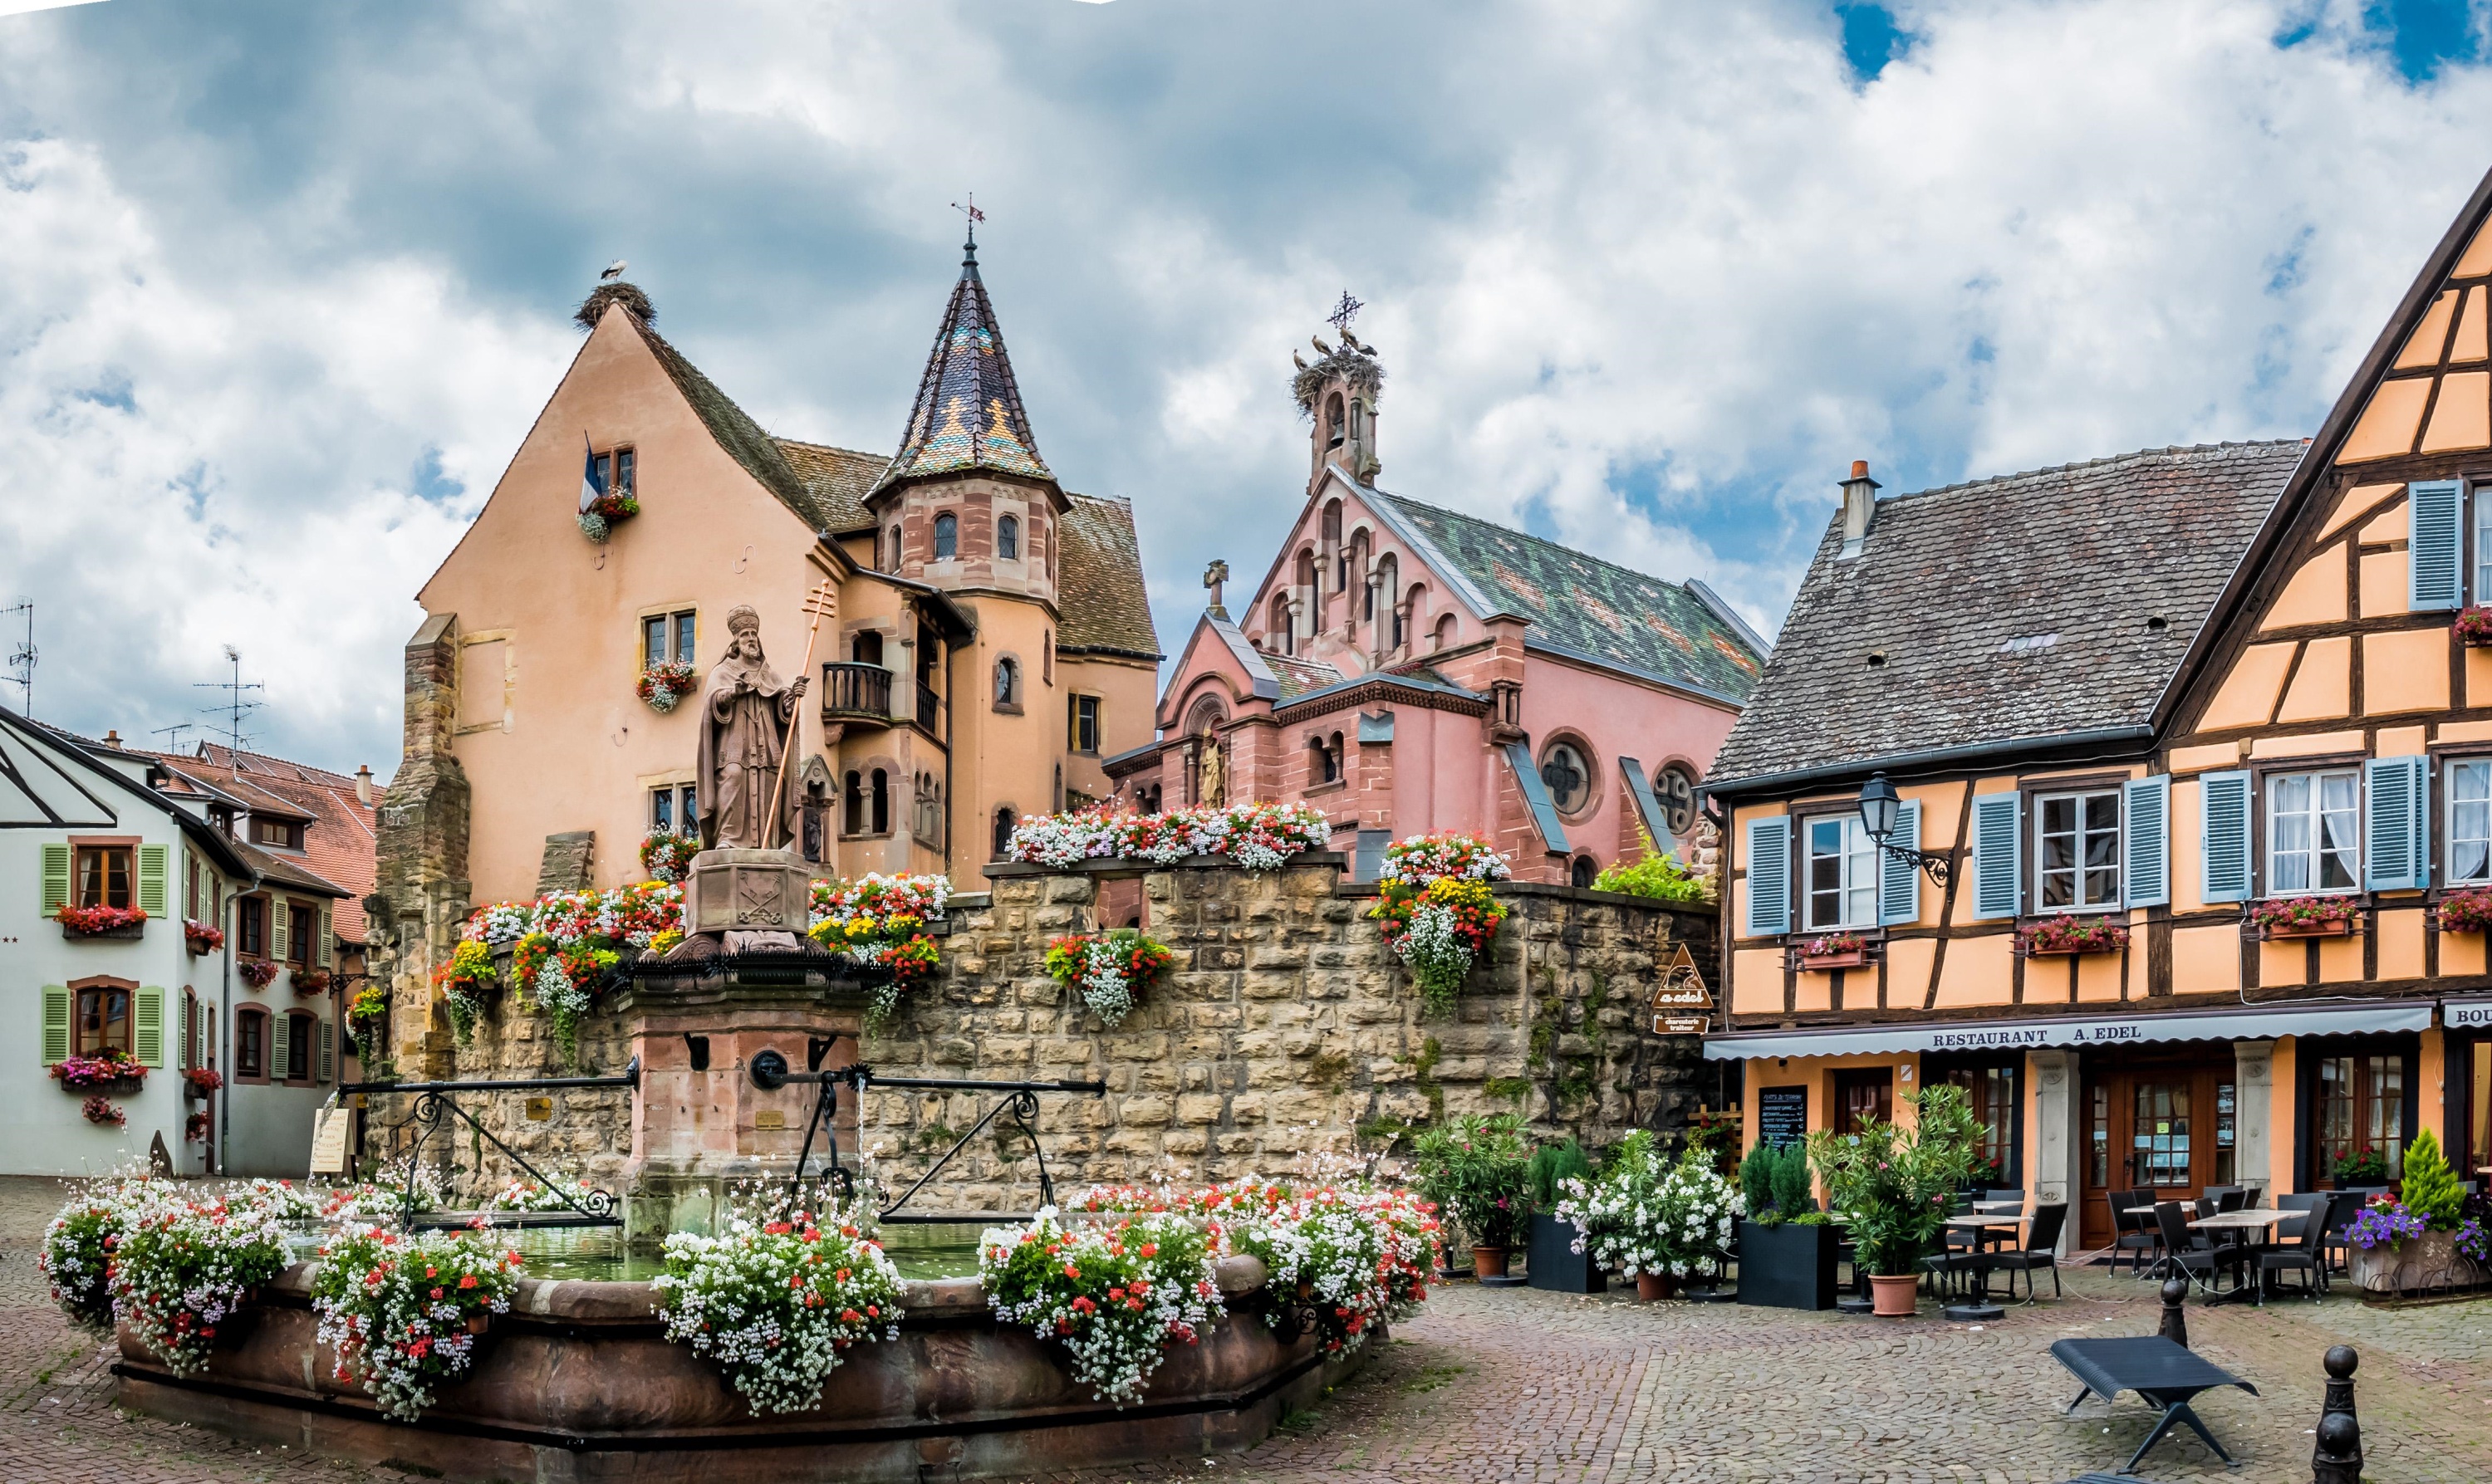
[
  {"xmin": 2034, "ymin": 790, "xmax": 2121, "ymax": 910},
  {"xmin": 2267, "ymin": 770, "xmax": 2361, "ymax": 895}
]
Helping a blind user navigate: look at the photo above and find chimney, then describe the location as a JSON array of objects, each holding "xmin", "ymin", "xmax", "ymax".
[
  {"xmin": 101, "ymin": 729, "xmax": 122, "ymax": 747},
  {"xmin": 355, "ymin": 765, "xmax": 375, "ymax": 807},
  {"xmin": 1839, "ymin": 459, "xmax": 1881, "ymax": 560}
]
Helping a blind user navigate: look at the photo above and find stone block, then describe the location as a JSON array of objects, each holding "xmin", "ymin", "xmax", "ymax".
[
  {"xmin": 1042, "ymin": 874, "xmax": 1096, "ymax": 904},
  {"xmin": 1175, "ymin": 1094, "xmax": 1226, "ymax": 1126},
  {"xmin": 1118, "ymin": 1096, "xmax": 1174, "ymax": 1129}
]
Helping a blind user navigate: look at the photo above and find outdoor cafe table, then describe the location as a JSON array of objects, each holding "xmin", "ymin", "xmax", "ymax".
[
  {"xmin": 2124, "ymin": 1207, "xmax": 2298, "ymax": 1304},
  {"xmin": 2049, "ymin": 1335, "xmax": 2258, "ymax": 1475},
  {"xmin": 1937, "ymin": 1213, "xmax": 2028, "ymax": 1301}
]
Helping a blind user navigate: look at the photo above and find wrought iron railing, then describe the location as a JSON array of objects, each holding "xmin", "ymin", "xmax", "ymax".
[
  {"xmin": 915, "ymin": 679, "xmax": 942, "ymax": 730},
  {"xmin": 820, "ymin": 661, "xmax": 893, "ymax": 719},
  {"xmin": 338, "ymin": 1059, "xmax": 640, "ymax": 1229}
]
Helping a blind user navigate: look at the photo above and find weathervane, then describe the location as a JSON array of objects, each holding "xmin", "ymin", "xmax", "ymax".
[
  {"xmin": 951, "ymin": 194, "xmax": 986, "ymax": 245},
  {"xmin": 1327, "ymin": 290, "xmax": 1363, "ymax": 335}
]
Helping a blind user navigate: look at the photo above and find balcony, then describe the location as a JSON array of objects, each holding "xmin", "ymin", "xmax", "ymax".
[
  {"xmin": 820, "ymin": 663, "xmax": 894, "ymax": 726},
  {"xmin": 915, "ymin": 679, "xmax": 943, "ymax": 732}
]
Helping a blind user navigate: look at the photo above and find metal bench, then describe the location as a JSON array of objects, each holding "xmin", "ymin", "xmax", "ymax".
[{"xmin": 2049, "ymin": 1335, "xmax": 2258, "ymax": 1476}]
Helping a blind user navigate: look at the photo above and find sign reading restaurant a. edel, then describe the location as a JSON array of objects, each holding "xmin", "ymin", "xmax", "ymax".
[{"xmin": 1650, "ymin": 943, "xmax": 1712, "ymax": 1034}]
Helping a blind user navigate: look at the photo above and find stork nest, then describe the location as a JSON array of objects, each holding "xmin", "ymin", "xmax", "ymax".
[
  {"xmin": 576, "ymin": 281, "xmax": 655, "ymax": 331},
  {"xmin": 1292, "ymin": 346, "xmax": 1383, "ymax": 416}
]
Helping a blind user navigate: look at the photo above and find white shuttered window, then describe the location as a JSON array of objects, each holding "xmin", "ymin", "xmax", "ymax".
[{"xmin": 2269, "ymin": 771, "xmax": 2360, "ymax": 894}]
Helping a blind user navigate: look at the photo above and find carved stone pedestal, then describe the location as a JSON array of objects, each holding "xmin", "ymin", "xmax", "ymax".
[
  {"xmin": 679, "ymin": 847, "xmax": 813, "ymax": 951},
  {"xmin": 612, "ymin": 965, "xmax": 870, "ymax": 1246}
]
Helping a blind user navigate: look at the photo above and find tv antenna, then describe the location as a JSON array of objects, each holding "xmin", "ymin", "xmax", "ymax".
[
  {"xmin": 150, "ymin": 722, "xmax": 197, "ymax": 753},
  {"xmin": 193, "ymin": 645, "xmax": 264, "ymax": 754},
  {"xmin": 2, "ymin": 600, "xmax": 32, "ymax": 715}
]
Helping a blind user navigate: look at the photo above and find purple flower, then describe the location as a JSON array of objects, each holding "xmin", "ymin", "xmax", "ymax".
[{"xmin": 2346, "ymin": 1201, "xmax": 2426, "ymax": 1251}]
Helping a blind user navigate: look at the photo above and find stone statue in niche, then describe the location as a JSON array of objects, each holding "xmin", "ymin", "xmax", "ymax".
[
  {"xmin": 1197, "ymin": 727, "xmax": 1225, "ymax": 807},
  {"xmin": 696, "ymin": 605, "xmax": 808, "ymax": 850}
]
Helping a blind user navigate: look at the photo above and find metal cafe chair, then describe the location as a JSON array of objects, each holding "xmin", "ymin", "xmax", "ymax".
[
  {"xmin": 1997, "ymin": 1201, "xmax": 2068, "ymax": 1301},
  {"xmin": 2256, "ymin": 1193, "xmax": 2329, "ymax": 1304},
  {"xmin": 2152, "ymin": 1201, "xmax": 2243, "ymax": 1294},
  {"xmin": 2107, "ymin": 1188, "xmax": 2160, "ymax": 1276}
]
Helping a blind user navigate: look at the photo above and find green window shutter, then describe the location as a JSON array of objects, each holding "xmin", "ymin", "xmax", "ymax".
[
  {"xmin": 1970, "ymin": 794, "xmax": 2022, "ymax": 920},
  {"xmin": 2122, "ymin": 776, "xmax": 2171, "ymax": 909},
  {"xmin": 318, "ymin": 902, "xmax": 333, "ymax": 965},
  {"xmin": 272, "ymin": 901, "xmax": 290, "ymax": 962},
  {"xmin": 317, "ymin": 1021, "xmax": 334, "ymax": 1083},
  {"xmin": 2409, "ymin": 480, "xmax": 2465, "ymax": 611},
  {"xmin": 1744, "ymin": 815, "xmax": 1792, "ymax": 938},
  {"xmin": 2364, "ymin": 756, "xmax": 2428, "ymax": 892},
  {"xmin": 272, "ymin": 1013, "xmax": 292, "ymax": 1085},
  {"xmin": 2200, "ymin": 771, "xmax": 2254, "ymax": 904},
  {"xmin": 40, "ymin": 844, "xmax": 70, "ymax": 915},
  {"xmin": 1876, "ymin": 801, "xmax": 1923, "ymax": 927},
  {"xmin": 179, "ymin": 995, "xmax": 192, "ymax": 1072},
  {"xmin": 137, "ymin": 845, "xmax": 169, "ymax": 918},
  {"xmin": 41, "ymin": 987, "xmax": 70, "ymax": 1065},
  {"xmin": 135, "ymin": 987, "xmax": 164, "ymax": 1068}
]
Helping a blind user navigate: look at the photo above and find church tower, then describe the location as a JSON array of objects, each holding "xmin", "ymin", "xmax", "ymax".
[{"xmin": 1293, "ymin": 301, "xmax": 1382, "ymax": 492}]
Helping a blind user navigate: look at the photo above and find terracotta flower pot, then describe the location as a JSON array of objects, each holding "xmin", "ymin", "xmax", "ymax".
[
  {"xmin": 1471, "ymin": 1246, "xmax": 1510, "ymax": 1280},
  {"xmin": 1636, "ymin": 1272, "xmax": 1675, "ymax": 1301},
  {"xmin": 466, "ymin": 1313, "xmax": 491, "ymax": 1335},
  {"xmin": 1868, "ymin": 1274, "xmax": 1919, "ymax": 1317}
]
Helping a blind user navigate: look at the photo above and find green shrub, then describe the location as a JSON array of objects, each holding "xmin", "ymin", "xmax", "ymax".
[
  {"xmin": 1739, "ymin": 1141, "xmax": 1777, "ymax": 1220},
  {"xmin": 2401, "ymin": 1129, "xmax": 2466, "ymax": 1230},
  {"xmin": 1769, "ymin": 1144, "xmax": 1814, "ymax": 1216},
  {"xmin": 1589, "ymin": 830, "xmax": 1711, "ymax": 902},
  {"xmin": 1413, "ymin": 1113, "xmax": 1533, "ymax": 1249},
  {"xmin": 1528, "ymin": 1139, "xmax": 1593, "ymax": 1210}
]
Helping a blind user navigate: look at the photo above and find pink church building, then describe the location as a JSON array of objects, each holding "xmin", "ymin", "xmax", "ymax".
[{"xmin": 1106, "ymin": 321, "xmax": 1767, "ymax": 884}]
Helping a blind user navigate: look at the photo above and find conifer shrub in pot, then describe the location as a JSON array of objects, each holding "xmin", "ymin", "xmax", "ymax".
[
  {"xmin": 1736, "ymin": 1144, "xmax": 1840, "ymax": 1310},
  {"xmin": 1414, "ymin": 1114, "xmax": 1532, "ymax": 1279},
  {"xmin": 1806, "ymin": 1085, "xmax": 1982, "ymax": 1317}
]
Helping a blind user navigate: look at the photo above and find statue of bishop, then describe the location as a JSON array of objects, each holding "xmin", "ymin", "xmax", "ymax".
[{"xmin": 695, "ymin": 605, "xmax": 808, "ymax": 850}]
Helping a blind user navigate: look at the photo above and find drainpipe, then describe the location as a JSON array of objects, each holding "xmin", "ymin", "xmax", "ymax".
[{"xmin": 218, "ymin": 881, "xmax": 236, "ymax": 1175}]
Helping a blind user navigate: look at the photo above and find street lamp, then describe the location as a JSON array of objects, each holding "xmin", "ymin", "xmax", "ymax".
[{"xmin": 1858, "ymin": 771, "xmax": 1951, "ymax": 886}]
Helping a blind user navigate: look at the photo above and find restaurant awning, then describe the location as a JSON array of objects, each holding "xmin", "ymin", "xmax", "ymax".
[
  {"xmin": 1701, "ymin": 1000, "xmax": 2436, "ymax": 1061},
  {"xmin": 2445, "ymin": 997, "xmax": 2492, "ymax": 1031}
]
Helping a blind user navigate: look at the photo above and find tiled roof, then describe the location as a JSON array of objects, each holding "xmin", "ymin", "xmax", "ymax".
[
  {"xmin": 604, "ymin": 302, "xmax": 834, "ymax": 535},
  {"xmin": 1706, "ymin": 440, "xmax": 2310, "ymax": 791},
  {"xmin": 174, "ymin": 743, "xmax": 378, "ymax": 940},
  {"xmin": 1264, "ymin": 654, "xmax": 1344, "ymax": 700},
  {"xmin": 876, "ymin": 242, "xmax": 1052, "ymax": 492},
  {"xmin": 774, "ymin": 440, "xmax": 886, "ymax": 534},
  {"xmin": 1057, "ymin": 494, "xmax": 1160, "ymax": 659},
  {"xmin": 1362, "ymin": 488, "xmax": 1766, "ymax": 704}
]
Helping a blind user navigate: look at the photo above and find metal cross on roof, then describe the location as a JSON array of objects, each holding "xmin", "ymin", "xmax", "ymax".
[
  {"xmin": 1327, "ymin": 291, "xmax": 1363, "ymax": 335},
  {"xmin": 951, "ymin": 195, "xmax": 986, "ymax": 242}
]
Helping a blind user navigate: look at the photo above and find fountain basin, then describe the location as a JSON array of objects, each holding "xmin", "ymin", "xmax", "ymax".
[{"xmin": 112, "ymin": 1253, "xmax": 1369, "ymax": 1482}]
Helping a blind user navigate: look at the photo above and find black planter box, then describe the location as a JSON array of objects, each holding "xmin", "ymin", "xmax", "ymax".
[
  {"xmin": 1525, "ymin": 1212, "xmax": 1604, "ymax": 1294},
  {"xmin": 1736, "ymin": 1219, "xmax": 1841, "ymax": 1310}
]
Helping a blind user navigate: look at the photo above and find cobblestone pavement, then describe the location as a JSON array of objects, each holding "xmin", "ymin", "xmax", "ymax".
[{"xmin": 5, "ymin": 1175, "xmax": 2490, "ymax": 1483}]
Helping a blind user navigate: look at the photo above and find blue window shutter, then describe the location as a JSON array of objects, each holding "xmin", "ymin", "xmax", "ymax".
[
  {"xmin": 2200, "ymin": 771, "xmax": 2254, "ymax": 904},
  {"xmin": 1970, "ymin": 794, "xmax": 2021, "ymax": 920},
  {"xmin": 2364, "ymin": 756, "xmax": 2427, "ymax": 891},
  {"xmin": 2122, "ymin": 776, "xmax": 2171, "ymax": 909},
  {"xmin": 1877, "ymin": 801, "xmax": 1923, "ymax": 926},
  {"xmin": 1744, "ymin": 815, "xmax": 1791, "ymax": 938},
  {"xmin": 2410, "ymin": 480, "xmax": 2465, "ymax": 610}
]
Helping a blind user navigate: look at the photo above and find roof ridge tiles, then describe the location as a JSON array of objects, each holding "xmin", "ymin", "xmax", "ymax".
[{"xmin": 1881, "ymin": 438, "xmax": 2309, "ymax": 505}]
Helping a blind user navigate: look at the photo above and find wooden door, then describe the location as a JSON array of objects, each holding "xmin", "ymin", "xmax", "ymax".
[{"xmin": 2078, "ymin": 1058, "xmax": 2234, "ymax": 1249}]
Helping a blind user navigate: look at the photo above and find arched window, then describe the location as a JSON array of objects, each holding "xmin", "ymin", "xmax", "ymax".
[
  {"xmin": 993, "ymin": 806, "xmax": 1018, "ymax": 860},
  {"xmin": 1571, "ymin": 856, "xmax": 1599, "ymax": 889},
  {"xmin": 871, "ymin": 768, "xmax": 890, "ymax": 835},
  {"xmin": 1309, "ymin": 737, "xmax": 1337, "ymax": 785},
  {"xmin": 933, "ymin": 513, "xmax": 958, "ymax": 560},
  {"xmin": 843, "ymin": 770, "xmax": 864, "ymax": 835},
  {"xmin": 1270, "ymin": 594, "xmax": 1293, "ymax": 655},
  {"xmin": 1325, "ymin": 393, "xmax": 1347, "ymax": 448},
  {"xmin": 993, "ymin": 656, "xmax": 1020, "ymax": 708},
  {"xmin": 998, "ymin": 514, "xmax": 1020, "ymax": 561},
  {"xmin": 1402, "ymin": 583, "xmax": 1426, "ymax": 650},
  {"xmin": 1374, "ymin": 555, "xmax": 1399, "ymax": 643},
  {"xmin": 1434, "ymin": 613, "xmax": 1458, "ymax": 651},
  {"xmin": 1350, "ymin": 531, "xmax": 1373, "ymax": 621},
  {"xmin": 888, "ymin": 524, "xmax": 902, "ymax": 568},
  {"xmin": 1295, "ymin": 548, "xmax": 1317, "ymax": 597}
]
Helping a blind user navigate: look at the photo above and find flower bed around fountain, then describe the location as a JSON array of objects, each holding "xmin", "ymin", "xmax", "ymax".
[{"xmin": 113, "ymin": 1252, "xmax": 1366, "ymax": 1483}]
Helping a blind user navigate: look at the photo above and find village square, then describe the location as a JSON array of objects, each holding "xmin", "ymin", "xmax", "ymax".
[{"xmin": 8, "ymin": 3, "xmax": 2492, "ymax": 1482}]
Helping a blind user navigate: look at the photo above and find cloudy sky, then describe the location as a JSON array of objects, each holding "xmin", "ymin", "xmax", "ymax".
[{"xmin": 2, "ymin": 0, "xmax": 2491, "ymax": 774}]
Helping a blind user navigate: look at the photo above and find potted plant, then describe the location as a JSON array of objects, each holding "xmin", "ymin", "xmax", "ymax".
[
  {"xmin": 1525, "ymin": 1139, "xmax": 1604, "ymax": 1294},
  {"xmin": 183, "ymin": 918, "xmax": 225, "ymax": 955},
  {"xmin": 2456, "ymin": 606, "xmax": 2492, "ymax": 647},
  {"xmin": 1555, "ymin": 1132, "xmax": 1739, "ymax": 1300},
  {"xmin": 1367, "ymin": 833, "xmax": 1513, "ymax": 1017},
  {"xmin": 1736, "ymin": 1142, "xmax": 1841, "ymax": 1310},
  {"xmin": 292, "ymin": 966, "xmax": 333, "ymax": 995},
  {"xmin": 1413, "ymin": 1113, "xmax": 1532, "ymax": 1279},
  {"xmin": 2249, "ymin": 896, "xmax": 2360, "ymax": 938},
  {"xmin": 183, "ymin": 1066, "xmax": 223, "ymax": 1103},
  {"xmin": 636, "ymin": 660, "xmax": 697, "ymax": 713},
  {"xmin": 57, "ymin": 903, "xmax": 147, "ymax": 938},
  {"xmin": 1793, "ymin": 931, "xmax": 1870, "ymax": 970},
  {"xmin": 1042, "ymin": 928, "xmax": 1174, "ymax": 1027},
  {"xmin": 1807, "ymin": 1084, "xmax": 1982, "ymax": 1317},
  {"xmin": 52, "ymin": 1049, "xmax": 145, "ymax": 1096},
  {"xmin": 2333, "ymin": 1144, "xmax": 2391, "ymax": 1188},
  {"xmin": 238, "ymin": 958, "xmax": 280, "ymax": 989},
  {"xmin": 640, "ymin": 830, "xmax": 700, "ymax": 882},
  {"xmin": 2017, "ymin": 913, "xmax": 2129, "ymax": 956},
  {"xmin": 2440, "ymin": 887, "xmax": 2492, "ymax": 934},
  {"xmin": 2344, "ymin": 1132, "xmax": 2488, "ymax": 1295}
]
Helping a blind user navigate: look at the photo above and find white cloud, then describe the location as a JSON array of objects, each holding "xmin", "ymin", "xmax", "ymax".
[{"xmin": 1, "ymin": 0, "xmax": 2489, "ymax": 765}]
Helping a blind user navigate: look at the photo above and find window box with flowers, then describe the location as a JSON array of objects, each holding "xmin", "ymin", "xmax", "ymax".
[
  {"xmin": 1788, "ymin": 932, "xmax": 1874, "ymax": 972},
  {"xmin": 184, "ymin": 918, "xmax": 225, "ymax": 955},
  {"xmin": 52, "ymin": 1050, "xmax": 145, "ymax": 1097},
  {"xmin": 2438, "ymin": 886, "xmax": 2492, "ymax": 934},
  {"xmin": 238, "ymin": 958, "xmax": 281, "ymax": 989},
  {"xmin": 184, "ymin": 1066, "xmax": 223, "ymax": 1104},
  {"xmin": 640, "ymin": 830, "xmax": 700, "ymax": 883},
  {"xmin": 2016, "ymin": 913, "xmax": 2131, "ymax": 957},
  {"xmin": 578, "ymin": 487, "xmax": 640, "ymax": 543},
  {"xmin": 292, "ymin": 966, "xmax": 333, "ymax": 996},
  {"xmin": 57, "ymin": 904, "xmax": 146, "ymax": 940},
  {"xmin": 2249, "ymin": 896, "xmax": 2362, "ymax": 939},
  {"xmin": 2455, "ymin": 606, "xmax": 2492, "ymax": 648},
  {"xmin": 636, "ymin": 661, "xmax": 698, "ymax": 714}
]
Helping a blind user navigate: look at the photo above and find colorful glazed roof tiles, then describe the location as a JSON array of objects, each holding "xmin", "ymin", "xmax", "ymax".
[
  {"xmin": 877, "ymin": 242, "xmax": 1053, "ymax": 491},
  {"xmin": 1361, "ymin": 488, "xmax": 1767, "ymax": 704}
]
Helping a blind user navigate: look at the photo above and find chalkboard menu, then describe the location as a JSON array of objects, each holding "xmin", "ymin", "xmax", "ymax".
[{"xmin": 1758, "ymin": 1085, "xmax": 1808, "ymax": 1150}]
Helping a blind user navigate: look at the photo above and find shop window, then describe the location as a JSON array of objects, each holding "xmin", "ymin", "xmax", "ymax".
[
  {"xmin": 236, "ymin": 1006, "xmax": 267, "ymax": 1080},
  {"xmin": 2087, "ymin": 1083, "xmax": 2110, "ymax": 1189},
  {"xmin": 2132, "ymin": 1080, "xmax": 2193, "ymax": 1189},
  {"xmin": 76, "ymin": 984, "xmax": 131, "ymax": 1057},
  {"xmin": 2470, "ymin": 1040, "xmax": 2492, "ymax": 1182},
  {"xmin": 76, "ymin": 845, "xmax": 132, "ymax": 909},
  {"xmin": 2267, "ymin": 770, "xmax": 2359, "ymax": 894},
  {"xmin": 1833, "ymin": 1069, "xmax": 1891, "ymax": 1134},
  {"xmin": 2035, "ymin": 790, "xmax": 2121, "ymax": 909},
  {"xmin": 2315, "ymin": 1054, "xmax": 2406, "ymax": 1184},
  {"xmin": 1938, "ymin": 1063, "xmax": 2019, "ymax": 1184},
  {"xmin": 2214, "ymin": 1081, "xmax": 2237, "ymax": 1187},
  {"xmin": 1803, "ymin": 815, "xmax": 1876, "ymax": 929}
]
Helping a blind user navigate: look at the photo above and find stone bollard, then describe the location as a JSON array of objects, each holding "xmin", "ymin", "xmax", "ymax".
[
  {"xmin": 2312, "ymin": 1345, "xmax": 2362, "ymax": 1484},
  {"xmin": 2157, "ymin": 1277, "xmax": 2190, "ymax": 1348}
]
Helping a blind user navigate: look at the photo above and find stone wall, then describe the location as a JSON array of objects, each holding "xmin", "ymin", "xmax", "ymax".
[{"xmin": 365, "ymin": 854, "xmax": 1719, "ymax": 1214}]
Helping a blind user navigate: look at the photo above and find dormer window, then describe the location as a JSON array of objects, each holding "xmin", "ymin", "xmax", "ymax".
[
  {"xmin": 252, "ymin": 817, "xmax": 304, "ymax": 850},
  {"xmin": 933, "ymin": 513, "xmax": 958, "ymax": 560},
  {"xmin": 998, "ymin": 514, "xmax": 1020, "ymax": 561}
]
